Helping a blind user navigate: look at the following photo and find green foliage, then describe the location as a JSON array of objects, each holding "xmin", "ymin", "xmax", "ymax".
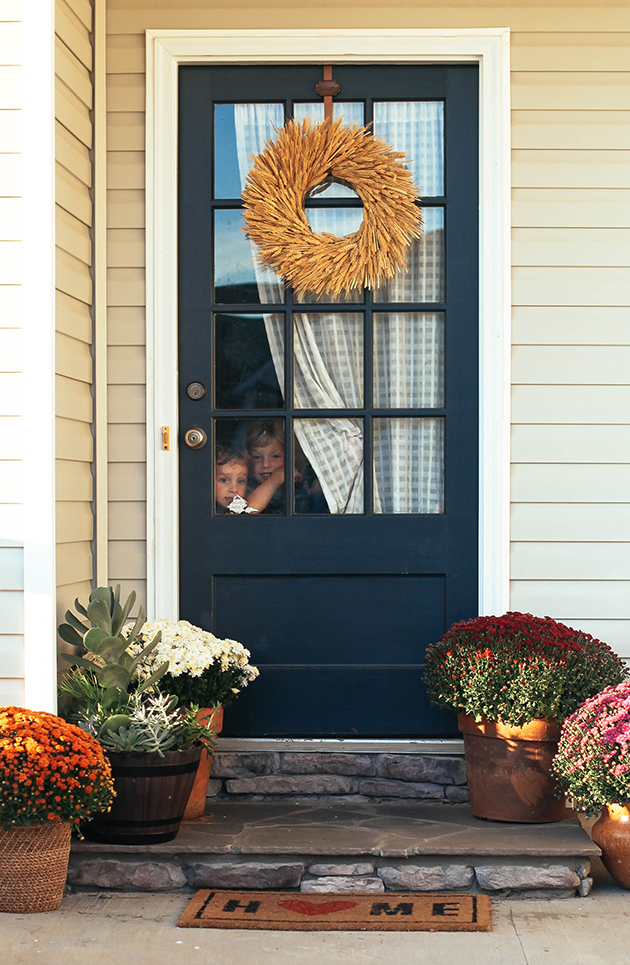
[
  {"xmin": 162, "ymin": 663, "xmax": 250, "ymax": 710},
  {"xmin": 58, "ymin": 585, "xmax": 168, "ymax": 733},
  {"xmin": 425, "ymin": 612, "xmax": 627, "ymax": 727}
]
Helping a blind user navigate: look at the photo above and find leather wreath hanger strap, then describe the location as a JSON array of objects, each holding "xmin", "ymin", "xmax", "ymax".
[{"xmin": 315, "ymin": 64, "xmax": 341, "ymax": 122}]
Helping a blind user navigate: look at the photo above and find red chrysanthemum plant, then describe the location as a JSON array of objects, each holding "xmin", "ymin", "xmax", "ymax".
[
  {"xmin": 553, "ymin": 682, "xmax": 630, "ymax": 815},
  {"xmin": 0, "ymin": 707, "xmax": 114, "ymax": 830},
  {"xmin": 424, "ymin": 612, "xmax": 626, "ymax": 727}
]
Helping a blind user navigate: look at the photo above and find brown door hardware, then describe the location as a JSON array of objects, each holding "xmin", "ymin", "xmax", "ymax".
[
  {"xmin": 186, "ymin": 381, "xmax": 207, "ymax": 401},
  {"xmin": 161, "ymin": 426, "xmax": 170, "ymax": 450},
  {"xmin": 315, "ymin": 65, "xmax": 340, "ymax": 122},
  {"xmin": 184, "ymin": 427, "xmax": 207, "ymax": 449}
]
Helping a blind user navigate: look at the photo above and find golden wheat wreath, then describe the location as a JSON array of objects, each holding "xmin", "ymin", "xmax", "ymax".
[{"xmin": 241, "ymin": 118, "xmax": 423, "ymax": 298}]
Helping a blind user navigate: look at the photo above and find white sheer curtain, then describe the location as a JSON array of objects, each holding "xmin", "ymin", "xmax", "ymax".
[
  {"xmin": 235, "ymin": 104, "xmax": 364, "ymax": 514},
  {"xmin": 233, "ymin": 102, "xmax": 445, "ymax": 515}
]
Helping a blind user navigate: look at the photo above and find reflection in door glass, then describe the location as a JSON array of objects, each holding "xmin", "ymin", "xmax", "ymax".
[
  {"xmin": 215, "ymin": 314, "xmax": 284, "ymax": 409},
  {"xmin": 373, "ymin": 101, "xmax": 444, "ymax": 197},
  {"xmin": 373, "ymin": 313, "xmax": 444, "ymax": 409},
  {"xmin": 294, "ymin": 418, "xmax": 364, "ymax": 515},
  {"xmin": 373, "ymin": 417, "xmax": 444, "ymax": 514},
  {"xmin": 214, "ymin": 103, "xmax": 284, "ymax": 198},
  {"xmin": 293, "ymin": 313, "xmax": 364, "ymax": 409},
  {"xmin": 214, "ymin": 418, "xmax": 286, "ymax": 515},
  {"xmin": 374, "ymin": 207, "xmax": 444, "ymax": 304},
  {"xmin": 214, "ymin": 210, "xmax": 283, "ymax": 304}
]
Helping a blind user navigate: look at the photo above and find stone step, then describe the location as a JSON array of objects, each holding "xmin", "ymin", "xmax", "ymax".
[{"xmin": 69, "ymin": 801, "xmax": 599, "ymax": 899}]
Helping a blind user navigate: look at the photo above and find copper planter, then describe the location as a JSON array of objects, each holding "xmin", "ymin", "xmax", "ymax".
[
  {"xmin": 592, "ymin": 804, "xmax": 630, "ymax": 888},
  {"xmin": 183, "ymin": 706, "xmax": 224, "ymax": 821},
  {"xmin": 458, "ymin": 714, "xmax": 566, "ymax": 823}
]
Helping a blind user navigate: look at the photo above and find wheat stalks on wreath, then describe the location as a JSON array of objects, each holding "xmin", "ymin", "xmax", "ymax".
[{"xmin": 241, "ymin": 117, "xmax": 423, "ymax": 298}]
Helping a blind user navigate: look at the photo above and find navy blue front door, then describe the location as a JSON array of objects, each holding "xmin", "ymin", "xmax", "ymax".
[{"xmin": 178, "ymin": 64, "xmax": 479, "ymax": 737}]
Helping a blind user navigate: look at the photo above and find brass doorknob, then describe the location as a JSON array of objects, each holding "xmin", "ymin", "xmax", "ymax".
[{"xmin": 184, "ymin": 427, "xmax": 207, "ymax": 449}]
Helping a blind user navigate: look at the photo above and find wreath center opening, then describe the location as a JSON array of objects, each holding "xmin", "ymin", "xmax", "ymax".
[{"xmin": 304, "ymin": 177, "xmax": 364, "ymax": 238}]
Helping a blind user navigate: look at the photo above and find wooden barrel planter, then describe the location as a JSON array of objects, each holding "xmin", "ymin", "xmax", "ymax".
[{"xmin": 82, "ymin": 746, "xmax": 202, "ymax": 845}]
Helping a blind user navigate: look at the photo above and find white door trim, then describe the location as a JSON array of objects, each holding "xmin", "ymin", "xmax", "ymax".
[{"xmin": 145, "ymin": 28, "xmax": 511, "ymax": 627}]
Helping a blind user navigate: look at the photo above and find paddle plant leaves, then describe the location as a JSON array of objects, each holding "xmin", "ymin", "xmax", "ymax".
[
  {"xmin": 58, "ymin": 623, "xmax": 84, "ymax": 648},
  {"xmin": 87, "ymin": 599, "xmax": 113, "ymax": 635}
]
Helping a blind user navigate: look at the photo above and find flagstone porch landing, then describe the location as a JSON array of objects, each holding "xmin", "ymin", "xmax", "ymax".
[{"xmin": 68, "ymin": 801, "xmax": 599, "ymax": 899}]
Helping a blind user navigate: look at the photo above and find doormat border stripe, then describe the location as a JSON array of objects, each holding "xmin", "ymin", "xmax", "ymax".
[{"xmin": 178, "ymin": 889, "xmax": 492, "ymax": 932}]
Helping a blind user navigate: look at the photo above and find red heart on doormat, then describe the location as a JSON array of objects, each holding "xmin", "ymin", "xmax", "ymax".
[{"xmin": 277, "ymin": 899, "xmax": 359, "ymax": 917}]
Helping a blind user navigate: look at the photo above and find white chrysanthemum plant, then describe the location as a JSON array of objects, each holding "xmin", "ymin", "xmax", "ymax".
[{"xmin": 126, "ymin": 619, "xmax": 259, "ymax": 711}]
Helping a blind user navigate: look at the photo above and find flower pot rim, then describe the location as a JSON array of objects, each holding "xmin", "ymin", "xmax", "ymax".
[
  {"xmin": 103, "ymin": 745, "xmax": 203, "ymax": 764},
  {"xmin": 458, "ymin": 713, "xmax": 561, "ymax": 742}
]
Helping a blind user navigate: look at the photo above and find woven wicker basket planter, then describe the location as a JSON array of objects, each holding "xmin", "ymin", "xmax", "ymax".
[{"xmin": 0, "ymin": 822, "xmax": 72, "ymax": 913}]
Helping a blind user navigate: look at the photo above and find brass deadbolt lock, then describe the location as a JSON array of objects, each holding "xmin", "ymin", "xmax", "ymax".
[{"xmin": 184, "ymin": 427, "xmax": 207, "ymax": 449}]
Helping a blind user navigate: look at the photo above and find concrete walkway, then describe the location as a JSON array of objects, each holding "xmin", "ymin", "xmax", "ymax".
[{"xmin": 3, "ymin": 865, "xmax": 630, "ymax": 965}]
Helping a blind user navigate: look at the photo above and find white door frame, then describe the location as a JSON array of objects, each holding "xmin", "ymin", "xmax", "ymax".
[{"xmin": 145, "ymin": 28, "xmax": 511, "ymax": 631}]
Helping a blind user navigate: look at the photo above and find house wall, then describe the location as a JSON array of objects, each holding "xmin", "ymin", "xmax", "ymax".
[
  {"xmin": 0, "ymin": 2, "xmax": 24, "ymax": 705},
  {"xmin": 55, "ymin": 0, "xmax": 94, "ymax": 630},
  {"xmin": 105, "ymin": 1, "xmax": 630, "ymax": 656}
]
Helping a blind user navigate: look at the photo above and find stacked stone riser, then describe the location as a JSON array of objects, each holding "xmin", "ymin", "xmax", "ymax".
[
  {"xmin": 206, "ymin": 753, "xmax": 470, "ymax": 803},
  {"xmin": 67, "ymin": 854, "xmax": 593, "ymax": 899}
]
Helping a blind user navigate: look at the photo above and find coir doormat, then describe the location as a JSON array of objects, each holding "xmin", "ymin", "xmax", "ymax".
[{"xmin": 178, "ymin": 890, "xmax": 492, "ymax": 932}]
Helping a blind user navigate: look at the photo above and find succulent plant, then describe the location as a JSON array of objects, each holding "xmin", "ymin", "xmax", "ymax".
[{"xmin": 58, "ymin": 585, "xmax": 168, "ymax": 729}]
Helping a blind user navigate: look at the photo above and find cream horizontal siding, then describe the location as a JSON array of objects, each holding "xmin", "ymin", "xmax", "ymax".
[
  {"xmin": 103, "ymin": 3, "xmax": 630, "ymax": 657},
  {"xmin": 0, "ymin": 4, "xmax": 23, "ymax": 705},
  {"xmin": 55, "ymin": 0, "xmax": 94, "ymax": 640}
]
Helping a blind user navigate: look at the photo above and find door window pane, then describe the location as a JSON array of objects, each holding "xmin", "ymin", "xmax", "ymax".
[
  {"xmin": 214, "ymin": 103, "xmax": 284, "ymax": 198},
  {"xmin": 304, "ymin": 207, "xmax": 363, "ymax": 236},
  {"xmin": 215, "ymin": 417, "xmax": 286, "ymax": 515},
  {"xmin": 293, "ymin": 102, "xmax": 365, "ymax": 200},
  {"xmin": 373, "ymin": 313, "xmax": 444, "ymax": 409},
  {"xmin": 293, "ymin": 313, "xmax": 364, "ymax": 409},
  {"xmin": 373, "ymin": 417, "xmax": 444, "ymax": 515},
  {"xmin": 294, "ymin": 418, "xmax": 364, "ymax": 514},
  {"xmin": 214, "ymin": 210, "xmax": 283, "ymax": 304},
  {"xmin": 373, "ymin": 101, "xmax": 444, "ymax": 197},
  {"xmin": 215, "ymin": 314, "xmax": 284, "ymax": 409},
  {"xmin": 373, "ymin": 207, "xmax": 444, "ymax": 304}
]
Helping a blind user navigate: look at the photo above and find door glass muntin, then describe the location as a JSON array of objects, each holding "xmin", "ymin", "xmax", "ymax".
[{"xmin": 210, "ymin": 93, "xmax": 447, "ymax": 517}]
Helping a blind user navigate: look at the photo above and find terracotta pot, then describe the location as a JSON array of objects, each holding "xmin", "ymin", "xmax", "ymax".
[
  {"xmin": 183, "ymin": 706, "xmax": 224, "ymax": 820},
  {"xmin": 83, "ymin": 745, "xmax": 202, "ymax": 844},
  {"xmin": 592, "ymin": 804, "xmax": 630, "ymax": 888},
  {"xmin": 458, "ymin": 714, "xmax": 566, "ymax": 823},
  {"xmin": 0, "ymin": 822, "xmax": 71, "ymax": 913}
]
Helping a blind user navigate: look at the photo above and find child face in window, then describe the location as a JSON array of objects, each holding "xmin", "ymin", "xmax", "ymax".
[
  {"xmin": 249, "ymin": 441, "xmax": 284, "ymax": 484},
  {"xmin": 215, "ymin": 458, "xmax": 248, "ymax": 509}
]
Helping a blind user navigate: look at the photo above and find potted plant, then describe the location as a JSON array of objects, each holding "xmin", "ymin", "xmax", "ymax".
[
  {"xmin": 424, "ymin": 612, "xmax": 626, "ymax": 823},
  {"xmin": 0, "ymin": 706, "xmax": 113, "ymax": 912},
  {"xmin": 58, "ymin": 586, "xmax": 217, "ymax": 843},
  {"xmin": 553, "ymin": 681, "xmax": 630, "ymax": 888},
  {"xmin": 129, "ymin": 619, "xmax": 259, "ymax": 818}
]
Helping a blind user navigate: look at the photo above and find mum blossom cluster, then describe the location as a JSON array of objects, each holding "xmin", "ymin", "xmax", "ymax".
[
  {"xmin": 424, "ymin": 611, "xmax": 626, "ymax": 727},
  {"xmin": 553, "ymin": 681, "xmax": 630, "ymax": 815},
  {"xmin": 0, "ymin": 707, "xmax": 114, "ymax": 829},
  {"xmin": 128, "ymin": 619, "xmax": 259, "ymax": 709}
]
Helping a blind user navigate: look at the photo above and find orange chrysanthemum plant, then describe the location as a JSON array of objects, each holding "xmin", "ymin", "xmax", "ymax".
[{"xmin": 0, "ymin": 706, "xmax": 114, "ymax": 830}]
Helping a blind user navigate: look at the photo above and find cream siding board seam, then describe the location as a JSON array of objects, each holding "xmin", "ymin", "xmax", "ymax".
[
  {"xmin": 55, "ymin": 0, "xmax": 94, "ymax": 659},
  {"xmin": 55, "ymin": 36, "xmax": 92, "ymax": 109},
  {"xmin": 55, "ymin": 122, "xmax": 92, "ymax": 187},
  {"xmin": 0, "ymin": 14, "xmax": 23, "ymax": 696},
  {"xmin": 56, "ymin": 290, "xmax": 92, "ymax": 342},
  {"xmin": 55, "ymin": 1, "xmax": 92, "ymax": 70},
  {"xmin": 103, "ymin": 11, "xmax": 630, "ymax": 653}
]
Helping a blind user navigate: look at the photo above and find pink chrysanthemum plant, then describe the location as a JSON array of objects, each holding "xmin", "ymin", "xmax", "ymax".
[
  {"xmin": 553, "ymin": 681, "xmax": 630, "ymax": 815},
  {"xmin": 425, "ymin": 612, "xmax": 627, "ymax": 727}
]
